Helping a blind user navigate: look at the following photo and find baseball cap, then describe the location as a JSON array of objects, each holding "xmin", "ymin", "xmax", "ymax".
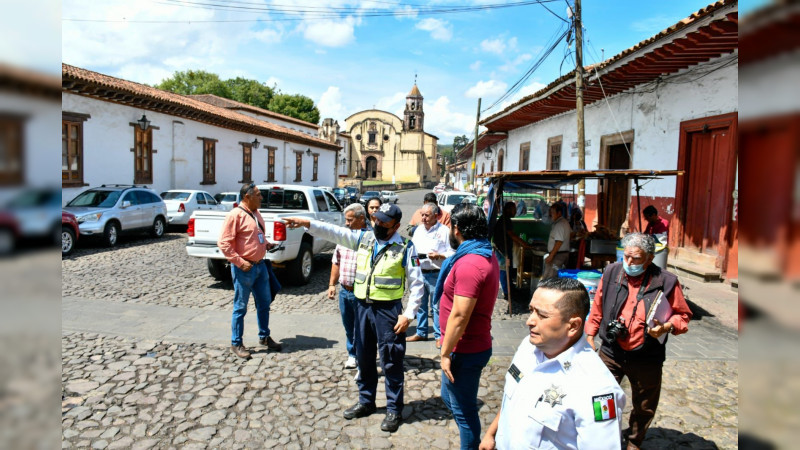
[{"xmin": 373, "ymin": 203, "xmax": 402, "ymax": 223}]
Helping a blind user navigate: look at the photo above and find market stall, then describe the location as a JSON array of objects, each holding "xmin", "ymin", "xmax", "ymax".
[{"xmin": 483, "ymin": 169, "xmax": 683, "ymax": 313}]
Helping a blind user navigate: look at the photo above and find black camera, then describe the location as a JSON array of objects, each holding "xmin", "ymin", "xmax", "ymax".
[{"xmin": 606, "ymin": 319, "xmax": 629, "ymax": 342}]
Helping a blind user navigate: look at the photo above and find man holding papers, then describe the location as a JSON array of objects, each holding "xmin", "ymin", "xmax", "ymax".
[{"xmin": 584, "ymin": 233, "xmax": 692, "ymax": 450}]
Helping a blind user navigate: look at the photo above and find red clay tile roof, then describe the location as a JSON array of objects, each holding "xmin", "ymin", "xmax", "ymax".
[
  {"xmin": 188, "ymin": 94, "xmax": 318, "ymax": 129},
  {"xmin": 0, "ymin": 63, "xmax": 61, "ymax": 100},
  {"xmin": 62, "ymin": 64, "xmax": 339, "ymax": 151},
  {"xmin": 482, "ymin": 0, "xmax": 738, "ymax": 131}
]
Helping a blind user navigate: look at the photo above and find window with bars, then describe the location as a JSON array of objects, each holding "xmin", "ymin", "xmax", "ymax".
[
  {"xmin": 519, "ymin": 142, "xmax": 530, "ymax": 171},
  {"xmin": 267, "ymin": 147, "xmax": 276, "ymax": 182},
  {"xmin": 133, "ymin": 126, "xmax": 153, "ymax": 184},
  {"xmin": 62, "ymin": 113, "xmax": 88, "ymax": 187},
  {"xmin": 241, "ymin": 144, "xmax": 252, "ymax": 183},
  {"xmin": 312, "ymin": 154, "xmax": 319, "ymax": 181},
  {"xmin": 295, "ymin": 152, "xmax": 302, "ymax": 182},
  {"xmin": 547, "ymin": 136, "xmax": 562, "ymax": 170},
  {"xmin": 200, "ymin": 138, "xmax": 216, "ymax": 184}
]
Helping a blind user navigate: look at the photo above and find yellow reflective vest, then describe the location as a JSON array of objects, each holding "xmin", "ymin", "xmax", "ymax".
[{"xmin": 353, "ymin": 232, "xmax": 409, "ymax": 301}]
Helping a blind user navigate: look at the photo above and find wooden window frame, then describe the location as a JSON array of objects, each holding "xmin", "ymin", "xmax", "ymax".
[
  {"xmin": 312, "ymin": 154, "xmax": 319, "ymax": 181},
  {"xmin": 0, "ymin": 115, "xmax": 24, "ymax": 187},
  {"xmin": 547, "ymin": 136, "xmax": 562, "ymax": 170},
  {"xmin": 198, "ymin": 137, "xmax": 217, "ymax": 185},
  {"xmin": 519, "ymin": 142, "xmax": 530, "ymax": 171},
  {"xmin": 294, "ymin": 151, "xmax": 303, "ymax": 182},
  {"xmin": 238, "ymin": 142, "xmax": 253, "ymax": 183},
  {"xmin": 62, "ymin": 112, "xmax": 90, "ymax": 187},
  {"xmin": 266, "ymin": 147, "xmax": 276, "ymax": 182},
  {"xmin": 132, "ymin": 126, "xmax": 154, "ymax": 184}
]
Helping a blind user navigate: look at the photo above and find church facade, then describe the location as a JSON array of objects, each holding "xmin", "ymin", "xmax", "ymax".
[{"xmin": 344, "ymin": 84, "xmax": 438, "ymax": 184}]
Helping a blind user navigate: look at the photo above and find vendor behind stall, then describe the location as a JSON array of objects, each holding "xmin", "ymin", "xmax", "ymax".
[
  {"xmin": 493, "ymin": 201, "xmax": 527, "ymax": 299},
  {"xmin": 542, "ymin": 202, "xmax": 571, "ymax": 279}
]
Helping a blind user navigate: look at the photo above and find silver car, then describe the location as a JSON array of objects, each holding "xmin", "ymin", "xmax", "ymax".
[{"xmin": 64, "ymin": 185, "xmax": 168, "ymax": 246}]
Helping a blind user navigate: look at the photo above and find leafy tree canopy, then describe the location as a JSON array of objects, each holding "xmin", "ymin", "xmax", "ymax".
[
  {"xmin": 268, "ymin": 93, "xmax": 320, "ymax": 125},
  {"xmin": 156, "ymin": 70, "xmax": 230, "ymax": 97},
  {"xmin": 224, "ymin": 77, "xmax": 275, "ymax": 110}
]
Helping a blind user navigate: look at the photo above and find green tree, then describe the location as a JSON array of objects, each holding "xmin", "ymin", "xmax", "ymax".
[
  {"xmin": 453, "ymin": 134, "xmax": 469, "ymax": 153},
  {"xmin": 225, "ymin": 77, "xmax": 275, "ymax": 110},
  {"xmin": 156, "ymin": 70, "xmax": 231, "ymax": 97},
  {"xmin": 268, "ymin": 93, "xmax": 320, "ymax": 124}
]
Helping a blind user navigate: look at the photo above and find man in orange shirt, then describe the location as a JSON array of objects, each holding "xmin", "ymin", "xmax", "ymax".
[
  {"xmin": 408, "ymin": 193, "xmax": 451, "ymax": 232},
  {"xmin": 585, "ymin": 233, "xmax": 692, "ymax": 449},
  {"xmin": 218, "ymin": 183, "xmax": 282, "ymax": 359}
]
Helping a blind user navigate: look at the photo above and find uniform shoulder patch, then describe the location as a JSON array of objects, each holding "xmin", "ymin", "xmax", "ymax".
[{"xmin": 592, "ymin": 394, "xmax": 617, "ymax": 421}]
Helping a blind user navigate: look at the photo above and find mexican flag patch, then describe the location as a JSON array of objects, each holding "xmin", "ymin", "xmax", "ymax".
[
  {"xmin": 410, "ymin": 256, "xmax": 420, "ymax": 267},
  {"xmin": 592, "ymin": 394, "xmax": 616, "ymax": 421}
]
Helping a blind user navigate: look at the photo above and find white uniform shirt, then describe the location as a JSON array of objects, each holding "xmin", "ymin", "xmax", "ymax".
[
  {"xmin": 495, "ymin": 337, "xmax": 626, "ymax": 450},
  {"xmin": 548, "ymin": 216, "xmax": 572, "ymax": 253},
  {"xmin": 308, "ymin": 220, "xmax": 424, "ymax": 321},
  {"xmin": 410, "ymin": 222, "xmax": 455, "ymax": 271}
]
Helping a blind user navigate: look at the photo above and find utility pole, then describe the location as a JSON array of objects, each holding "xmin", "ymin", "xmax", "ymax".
[
  {"xmin": 575, "ymin": 0, "xmax": 586, "ymax": 213},
  {"xmin": 470, "ymin": 98, "xmax": 481, "ymax": 193}
]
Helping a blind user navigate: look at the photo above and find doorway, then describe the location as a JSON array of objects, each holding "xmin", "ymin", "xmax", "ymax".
[
  {"xmin": 599, "ymin": 130, "xmax": 634, "ymax": 236},
  {"xmin": 365, "ymin": 156, "xmax": 378, "ymax": 179}
]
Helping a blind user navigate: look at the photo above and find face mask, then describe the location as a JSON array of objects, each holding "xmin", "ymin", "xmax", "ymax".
[
  {"xmin": 623, "ymin": 260, "xmax": 645, "ymax": 277},
  {"xmin": 373, "ymin": 225, "xmax": 392, "ymax": 240}
]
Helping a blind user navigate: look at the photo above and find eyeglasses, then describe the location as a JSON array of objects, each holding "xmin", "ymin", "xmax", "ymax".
[{"xmin": 244, "ymin": 182, "xmax": 257, "ymax": 196}]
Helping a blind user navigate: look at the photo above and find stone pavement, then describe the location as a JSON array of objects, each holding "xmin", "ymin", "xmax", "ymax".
[{"xmin": 62, "ymin": 231, "xmax": 738, "ymax": 449}]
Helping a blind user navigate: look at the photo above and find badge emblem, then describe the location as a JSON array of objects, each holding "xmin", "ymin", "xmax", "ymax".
[
  {"xmin": 379, "ymin": 203, "xmax": 392, "ymax": 213},
  {"xmin": 563, "ymin": 361, "xmax": 571, "ymax": 370},
  {"xmin": 541, "ymin": 384, "xmax": 566, "ymax": 407}
]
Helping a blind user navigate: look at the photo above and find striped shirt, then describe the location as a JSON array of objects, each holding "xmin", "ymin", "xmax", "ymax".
[{"xmin": 332, "ymin": 243, "xmax": 359, "ymax": 287}]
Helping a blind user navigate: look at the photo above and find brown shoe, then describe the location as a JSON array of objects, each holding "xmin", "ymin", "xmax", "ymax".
[
  {"xmin": 231, "ymin": 345, "xmax": 251, "ymax": 359},
  {"xmin": 406, "ymin": 334, "xmax": 427, "ymax": 342},
  {"xmin": 259, "ymin": 336, "xmax": 282, "ymax": 352},
  {"xmin": 435, "ymin": 338, "xmax": 441, "ymax": 349}
]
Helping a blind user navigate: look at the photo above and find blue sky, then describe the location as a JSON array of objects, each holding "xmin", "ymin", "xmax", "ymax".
[{"xmin": 60, "ymin": 0, "xmax": 721, "ymax": 143}]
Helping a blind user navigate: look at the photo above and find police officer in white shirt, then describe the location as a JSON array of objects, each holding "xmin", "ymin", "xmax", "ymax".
[
  {"xmin": 480, "ymin": 277, "xmax": 626, "ymax": 450},
  {"xmin": 409, "ymin": 203, "xmax": 455, "ymax": 346}
]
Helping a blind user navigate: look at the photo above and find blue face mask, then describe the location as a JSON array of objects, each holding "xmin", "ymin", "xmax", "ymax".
[{"xmin": 623, "ymin": 260, "xmax": 646, "ymax": 277}]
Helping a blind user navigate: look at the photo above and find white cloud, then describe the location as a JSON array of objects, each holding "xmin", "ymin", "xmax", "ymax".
[
  {"xmin": 302, "ymin": 17, "xmax": 358, "ymax": 47},
  {"xmin": 394, "ymin": 5, "xmax": 418, "ymax": 20},
  {"xmin": 480, "ymin": 35, "xmax": 518, "ymax": 56},
  {"xmin": 631, "ymin": 15, "xmax": 678, "ymax": 34},
  {"xmin": 470, "ymin": 61, "xmax": 482, "ymax": 71},
  {"xmin": 465, "ymin": 80, "xmax": 508, "ymax": 99},
  {"xmin": 265, "ymin": 76, "xmax": 281, "ymax": 89},
  {"xmin": 116, "ymin": 64, "xmax": 175, "ymax": 86},
  {"xmin": 425, "ymin": 96, "xmax": 476, "ymax": 142},
  {"xmin": 497, "ymin": 81, "xmax": 547, "ymax": 110},
  {"xmin": 318, "ymin": 86, "xmax": 347, "ymax": 121},
  {"xmin": 499, "ymin": 53, "xmax": 532, "ymax": 72},
  {"xmin": 249, "ymin": 27, "xmax": 283, "ymax": 44},
  {"xmin": 375, "ymin": 92, "xmax": 406, "ymax": 113},
  {"xmin": 415, "ymin": 18, "xmax": 452, "ymax": 41}
]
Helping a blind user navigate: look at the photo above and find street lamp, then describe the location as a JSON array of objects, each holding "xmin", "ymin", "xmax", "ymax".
[
  {"xmin": 485, "ymin": 147, "xmax": 493, "ymax": 158},
  {"xmin": 306, "ymin": 148, "xmax": 312, "ymax": 156},
  {"xmin": 137, "ymin": 114, "xmax": 151, "ymax": 131},
  {"xmin": 252, "ymin": 138, "xmax": 260, "ymax": 149}
]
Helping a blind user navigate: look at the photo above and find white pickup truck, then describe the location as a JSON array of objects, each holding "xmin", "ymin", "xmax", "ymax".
[{"xmin": 186, "ymin": 184, "xmax": 344, "ymax": 285}]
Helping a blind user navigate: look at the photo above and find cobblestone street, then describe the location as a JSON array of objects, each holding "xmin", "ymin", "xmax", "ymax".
[{"xmin": 63, "ymin": 225, "xmax": 738, "ymax": 449}]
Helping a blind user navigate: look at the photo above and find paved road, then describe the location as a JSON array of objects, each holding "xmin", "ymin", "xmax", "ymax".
[{"xmin": 61, "ymin": 188, "xmax": 738, "ymax": 449}]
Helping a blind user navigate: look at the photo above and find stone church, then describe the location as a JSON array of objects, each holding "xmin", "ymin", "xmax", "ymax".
[{"xmin": 344, "ymin": 84, "xmax": 438, "ymax": 184}]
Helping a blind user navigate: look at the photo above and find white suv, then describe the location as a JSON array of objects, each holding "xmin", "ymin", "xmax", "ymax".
[
  {"xmin": 437, "ymin": 191, "xmax": 477, "ymax": 213},
  {"xmin": 380, "ymin": 190, "xmax": 399, "ymax": 204}
]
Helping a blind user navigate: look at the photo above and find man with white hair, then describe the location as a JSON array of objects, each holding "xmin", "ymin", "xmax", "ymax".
[{"xmin": 585, "ymin": 233, "xmax": 692, "ymax": 449}]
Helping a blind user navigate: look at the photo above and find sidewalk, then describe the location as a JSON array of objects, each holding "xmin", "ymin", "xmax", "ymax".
[{"xmin": 63, "ymin": 284, "xmax": 737, "ymax": 361}]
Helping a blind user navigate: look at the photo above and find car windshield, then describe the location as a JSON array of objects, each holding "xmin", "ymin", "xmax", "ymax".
[
  {"xmin": 162, "ymin": 191, "xmax": 191, "ymax": 201},
  {"xmin": 261, "ymin": 189, "xmax": 309, "ymax": 210},
  {"xmin": 7, "ymin": 189, "xmax": 59, "ymax": 208},
  {"xmin": 346, "ymin": 187, "xmax": 358, "ymax": 193},
  {"xmin": 364, "ymin": 191, "xmax": 380, "ymax": 197},
  {"xmin": 446, "ymin": 194, "xmax": 474, "ymax": 205},
  {"xmin": 67, "ymin": 190, "xmax": 122, "ymax": 208},
  {"xmin": 333, "ymin": 188, "xmax": 345, "ymax": 195}
]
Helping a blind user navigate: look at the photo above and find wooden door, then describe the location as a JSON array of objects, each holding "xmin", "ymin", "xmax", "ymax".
[{"xmin": 605, "ymin": 143, "xmax": 631, "ymax": 236}]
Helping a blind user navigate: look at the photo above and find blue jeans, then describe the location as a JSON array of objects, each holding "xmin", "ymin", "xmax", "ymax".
[
  {"xmin": 416, "ymin": 271, "xmax": 441, "ymax": 339},
  {"xmin": 230, "ymin": 262, "xmax": 272, "ymax": 346},
  {"xmin": 441, "ymin": 348, "xmax": 492, "ymax": 450},
  {"xmin": 339, "ymin": 286, "xmax": 358, "ymax": 359}
]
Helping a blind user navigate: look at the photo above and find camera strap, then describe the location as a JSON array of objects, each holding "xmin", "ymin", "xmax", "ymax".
[{"xmin": 626, "ymin": 272, "xmax": 652, "ymax": 333}]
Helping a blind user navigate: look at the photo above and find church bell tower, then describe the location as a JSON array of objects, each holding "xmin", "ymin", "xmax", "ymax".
[{"xmin": 403, "ymin": 81, "xmax": 424, "ymax": 132}]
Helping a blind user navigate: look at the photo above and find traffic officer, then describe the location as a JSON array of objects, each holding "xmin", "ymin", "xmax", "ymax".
[
  {"xmin": 480, "ymin": 277, "xmax": 626, "ymax": 450},
  {"xmin": 283, "ymin": 203, "xmax": 424, "ymax": 433}
]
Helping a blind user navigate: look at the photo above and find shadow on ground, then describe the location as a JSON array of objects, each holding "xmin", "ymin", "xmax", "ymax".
[{"xmin": 642, "ymin": 427, "xmax": 721, "ymax": 449}]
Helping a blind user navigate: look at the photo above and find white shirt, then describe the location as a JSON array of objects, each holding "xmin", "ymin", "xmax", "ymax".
[
  {"xmin": 495, "ymin": 337, "xmax": 626, "ymax": 450},
  {"xmin": 411, "ymin": 222, "xmax": 455, "ymax": 271},
  {"xmin": 307, "ymin": 220, "xmax": 424, "ymax": 321},
  {"xmin": 548, "ymin": 216, "xmax": 572, "ymax": 253}
]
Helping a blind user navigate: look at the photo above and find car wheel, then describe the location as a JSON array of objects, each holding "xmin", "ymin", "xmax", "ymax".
[
  {"xmin": 151, "ymin": 217, "xmax": 166, "ymax": 238},
  {"xmin": 62, "ymin": 226, "xmax": 76, "ymax": 256},
  {"xmin": 207, "ymin": 258, "xmax": 232, "ymax": 282},
  {"xmin": 287, "ymin": 242, "xmax": 313, "ymax": 285},
  {"xmin": 103, "ymin": 222, "xmax": 120, "ymax": 247},
  {"xmin": 0, "ymin": 228, "xmax": 14, "ymax": 255}
]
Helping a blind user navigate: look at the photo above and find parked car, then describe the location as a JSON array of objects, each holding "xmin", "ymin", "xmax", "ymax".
[
  {"xmin": 214, "ymin": 192, "xmax": 242, "ymax": 212},
  {"xmin": 62, "ymin": 210, "xmax": 79, "ymax": 256},
  {"xmin": 359, "ymin": 191, "xmax": 382, "ymax": 205},
  {"xmin": 332, "ymin": 187, "xmax": 348, "ymax": 205},
  {"xmin": 380, "ymin": 190, "xmax": 399, "ymax": 204},
  {"xmin": 187, "ymin": 185, "xmax": 344, "ymax": 285},
  {"xmin": 161, "ymin": 190, "xmax": 224, "ymax": 225},
  {"xmin": 437, "ymin": 191, "xmax": 478, "ymax": 213},
  {"xmin": 344, "ymin": 186, "xmax": 360, "ymax": 205},
  {"xmin": 0, "ymin": 210, "xmax": 19, "ymax": 255},
  {"xmin": 433, "ymin": 183, "xmax": 446, "ymax": 194},
  {"xmin": 64, "ymin": 185, "xmax": 168, "ymax": 246}
]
